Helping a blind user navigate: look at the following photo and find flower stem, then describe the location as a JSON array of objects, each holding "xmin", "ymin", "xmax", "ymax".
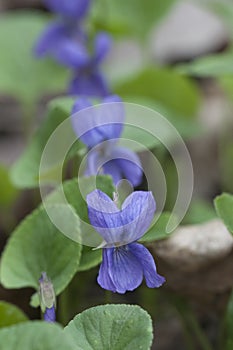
[
  {"xmin": 104, "ymin": 290, "xmax": 112, "ymax": 304},
  {"xmin": 172, "ymin": 295, "xmax": 213, "ymax": 350},
  {"xmin": 58, "ymin": 287, "xmax": 70, "ymax": 326}
]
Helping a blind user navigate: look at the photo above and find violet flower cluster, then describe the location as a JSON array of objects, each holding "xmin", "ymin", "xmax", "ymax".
[
  {"xmin": 35, "ymin": 0, "xmax": 112, "ymax": 97},
  {"xmin": 71, "ymin": 95, "xmax": 143, "ymax": 186},
  {"xmin": 35, "ymin": 1, "xmax": 166, "ymax": 297},
  {"xmin": 87, "ymin": 190, "xmax": 165, "ymax": 293}
]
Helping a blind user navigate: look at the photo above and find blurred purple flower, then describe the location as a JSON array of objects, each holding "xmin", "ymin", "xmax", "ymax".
[
  {"xmin": 44, "ymin": 0, "xmax": 91, "ymax": 19},
  {"xmin": 87, "ymin": 190, "xmax": 166, "ymax": 294},
  {"xmin": 35, "ymin": 22, "xmax": 111, "ymax": 96},
  {"xmin": 34, "ymin": 21, "xmax": 89, "ymax": 69},
  {"xmin": 39, "ymin": 272, "xmax": 56, "ymax": 323},
  {"xmin": 68, "ymin": 32, "xmax": 112, "ymax": 97},
  {"xmin": 71, "ymin": 95, "xmax": 142, "ymax": 186}
]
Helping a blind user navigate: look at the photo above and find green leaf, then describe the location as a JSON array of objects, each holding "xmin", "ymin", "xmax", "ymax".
[
  {"xmin": 219, "ymin": 76, "xmax": 233, "ymax": 102},
  {"xmin": 119, "ymin": 123, "xmax": 159, "ymax": 151},
  {"xmin": 31, "ymin": 175, "xmax": 113, "ymax": 305},
  {"xmin": 227, "ymin": 340, "xmax": 233, "ymax": 350},
  {"xmin": 64, "ymin": 304, "xmax": 153, "ymax": 350},
  {"xmin": 214, "ymin": 193, "xmax": 233, "ymax": 234},
  {"xmin": 0, "ymin": 165, "xmax": 18, "ymax": 207},
  {"xmin": 1, "ymin": 175, "xmax": 113, "ymax": 308},
  {"xmin": 0, "ymin": 322, "xmax": 73, "ymax": 350},
  {"xmin": 10, "ymin": 97, "xmax": 79, "ymax": 189},
  {"xmin": 45, "ymin": 176, "xmax": 115, "ymax": 246},
  {"xmin": 77, "ymin": 246, "xmax": 102, "ymax": 272},
  {"xmin": 0, "ymin": 206, "xmax": 82, "ymax": 294},
  {"xmin": 182, "ymin": 199, "xmax": 217, "ymax": 225},
  {"xmin": 177, "ymin": 51, "xmax": 233, "ymax": 77},
  {"xmin": 114, "ymin": 67, "xmax": 200, "ymax": 117},
  {"xmin": 209, "ymin": 1, "xmax": 233, "ymax": 38},
  {"xmin": 121, "ymin": 97, "xmax": 201, "ymax": 141},
  {"xmin": 46, "ymin": 176, "xmax": 114, "ymax": 222},
  {"xmin": 0, "ymin": 12, "xmax": 68, "ymax": 106},
  {"xmin": 92, "ymin": 0, "xmax": 178, "ymax": 39},
  {"xmin": 0, "ymin": 301, "xmax": 28, "ymax": 328},
  {"xmin": 140, "ymin": 212, "xmax": 177, "ymax": 242}
]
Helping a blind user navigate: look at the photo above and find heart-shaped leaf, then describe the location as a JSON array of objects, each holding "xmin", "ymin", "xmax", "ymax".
[
  {"xmin": 64, "ymin": 304, "xmax": 153, "ymax": 350},
  {"xmin": 0, "ymin": 206, "xmax": 82, "ymax": 293}
]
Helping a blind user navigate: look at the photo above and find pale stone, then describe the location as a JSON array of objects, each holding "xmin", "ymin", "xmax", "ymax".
[
  {"xmin": 150, "ymin": 1, "xmax": 228, "ymax": 63},
  {"xmin": 153, "ymin": 219, "xmax": 233, "ymax": 272}
]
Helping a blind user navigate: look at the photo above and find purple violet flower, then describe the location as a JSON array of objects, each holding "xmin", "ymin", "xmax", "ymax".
[
  {"xmin": 44, "ymin": 0, "xmax": 91, "ymax": 19},
  {"xmin": 71, "ymin": 95, "xmax": 143, "ymax": 186},
  {"xmin": 39, "ymin": 272, "xmax": 56, "ymax": 323},
  {"xmin": 87, "ymin": 190, "xmax": 165, "ymax": 293}
]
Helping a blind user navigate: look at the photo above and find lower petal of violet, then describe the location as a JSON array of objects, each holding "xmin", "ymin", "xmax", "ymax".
[
  {"xmin": 103, "ymin": 246, "xmax": 143, "ymax": 294},
  {"xmin": 97, "ymin": 249, "xmax": 116, "ymax": 292},
  {"xmin": 129, "ymin": 243, "xmax": 165, "ymax": 288}
]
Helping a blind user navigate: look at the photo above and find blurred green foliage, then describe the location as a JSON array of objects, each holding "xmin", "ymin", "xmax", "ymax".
[
  {"xmin": 140, "ymin": 212, "xmax": 177, "ymax": 242},
  {"xmin": 0, "ymin": 12, "xmax": 68, "ymax": 109},
  {"xmin": 177, "ymin": 51, "xmax": 233, "ymax": 77},
  {"xmin": 10, "ymin": 97, "xmax": 77, "ymax": 189},
  {"xmin": 0, "ymin": 165, "xmax": 18, "ymax": 208},
  {"xmin": 115, "ymin": 67, "xmax": 200, "ymax": 117},
  {"xmin": 91, "ymin": 0, "xmax": 178, "ymax": 38},
  {"xmin": 214, "ymin": 193, "xmax": 233, "ymax": 234},
  {"xmin": 182, "ymin": 199, "xmax": 217, "ymax": 225},
  {"xmin": 0, "ymin": 301, "xmax": 28, "ymax": 328}
]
